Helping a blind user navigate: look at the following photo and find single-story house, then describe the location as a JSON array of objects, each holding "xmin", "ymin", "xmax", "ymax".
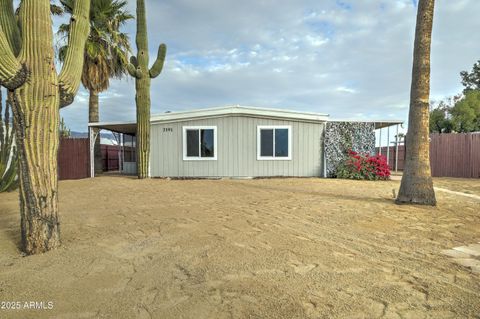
[{"xmin": 89, "ymin": 105, "xmax": 402, "ymax": 178}]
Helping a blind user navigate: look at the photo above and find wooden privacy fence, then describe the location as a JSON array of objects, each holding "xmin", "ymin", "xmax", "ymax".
[
  {"xmin": 429, "ymin": 133, "xmax": 480, "ymax": 178},
  {"xmin": 377, "ymin": 145, "xmax": 406, "ymax": 171},
  {"xmin": 379, "ymin": 133, "xmax": 480, "ymax": 178},
  {"xmin": 58, "ymin": 138, "xmax": 90, "ymax": 180},
  {"xmin": 102, "ymin": 145, "xmax": 135, "ymax": 172},
  {"xmin": 58, "ymin": 138, "xmax": 136, "ymax": 180},
  {"xmin": 102, "ymin": 145, "xmax": 120, "ymax": 171}
]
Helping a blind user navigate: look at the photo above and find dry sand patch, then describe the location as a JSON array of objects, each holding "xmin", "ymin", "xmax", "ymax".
[{"xmin": 0, "ymin": 177, "xmax": 479, "ymax": 318}]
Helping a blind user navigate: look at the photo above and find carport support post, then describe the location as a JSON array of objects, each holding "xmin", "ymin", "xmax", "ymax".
[
  {"xmin": 395, "ymin": 124, "xmax": 399, "ymax": 172},
  {"xmin": 379, "ymin": 128, "xmax": 382, "ymax": 155},
  {"xmin": 387, "ymin": 126, "xmax": 390, "ymax": 166},
  {"xmin": 89, "ymin": 126, "xmax": 95, "ymax": 178},
  {"xmin": 120, "ymin": 133, "xmax": 124, "ymax": 172}
]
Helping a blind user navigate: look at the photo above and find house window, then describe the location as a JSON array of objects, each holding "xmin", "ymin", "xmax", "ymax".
[
  {"xmin": 183, "ymin": 126, "xmax": 217, "ymax": 160},
  {"xmin": 257, "ymin": 125, "xmax": 292, "ymax": 160}
]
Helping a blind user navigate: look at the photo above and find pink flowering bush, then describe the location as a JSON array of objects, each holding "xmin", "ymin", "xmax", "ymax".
[{"xmin": 336, "ymin": 150, "xmax": 390, "ymax": 180}]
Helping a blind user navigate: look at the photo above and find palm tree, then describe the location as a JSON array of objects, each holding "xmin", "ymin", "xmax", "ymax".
[
  {"xmin": 58, "ymin": 0, "xmax": 133, "ymax": 173},
  {"xmin": 396, "ymin": 0, "xmax": 436, "ymax": 206}
]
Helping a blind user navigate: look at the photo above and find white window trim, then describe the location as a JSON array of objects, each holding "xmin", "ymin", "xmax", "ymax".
[
  {"xmin": 183, "ymin": 126, "xmax": 218, "ymax": 161},
  {"xmin": 257, "ymin": 125, "xmax": 292, "ymax": 161}
]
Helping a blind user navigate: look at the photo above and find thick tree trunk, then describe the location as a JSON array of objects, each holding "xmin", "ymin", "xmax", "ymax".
[
  {"xmin": 12, "ymin": 0, "xmax": 61, "ymax": 254},
  {"xmin": 396, "ymin": 0, "xmax": 436, "ymax": 206},
  {"xmin": 89, "ymin": 90, "xmax": 102, "ymax": 174}
]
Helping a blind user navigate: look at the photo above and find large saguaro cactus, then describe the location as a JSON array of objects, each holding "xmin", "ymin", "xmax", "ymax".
[
  {"xmin": 0, "ymin": 0, "xmax": 90, "ymax": 254},
  {"xmin": 127, "ymin": 0, "xmax": 167, "ymax": 179}
]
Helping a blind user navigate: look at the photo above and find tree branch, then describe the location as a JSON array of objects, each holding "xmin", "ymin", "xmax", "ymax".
[{"xmin": 58, "ymin": 0, "xmax": 91, "ymax": 108}]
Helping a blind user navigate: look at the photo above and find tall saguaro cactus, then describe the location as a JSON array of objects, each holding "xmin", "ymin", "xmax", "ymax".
[
  {"xmin": 127, "ymin": 0, "xmax": 167, "ymax": 179},
  {"xmin": 0, "ymin": 0, "xmax": 90, "ymax": 254}
]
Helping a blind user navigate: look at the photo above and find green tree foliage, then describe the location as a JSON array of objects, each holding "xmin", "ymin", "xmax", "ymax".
[
  {"xmin": 460, "ymin": 60, "xmax": 480, "ymax": 92},
  {"xmin": 451, "ymin": 90, "xmax": 480, "ymax": 132},
  {"xmin": 429, "ymin": 97, "xmax": 456, "ymax": 133}
]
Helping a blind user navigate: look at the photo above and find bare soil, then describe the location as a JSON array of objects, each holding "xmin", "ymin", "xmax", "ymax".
[{"xmin": 0, "ymin": 177, "xmax": 479, "ymax": 319}]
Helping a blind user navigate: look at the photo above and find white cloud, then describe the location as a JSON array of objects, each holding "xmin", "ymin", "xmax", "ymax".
[
  {"xmin": 56, "ymin": 0, "xmax": 480, "ymax": 132},
  {"xmin": 336, "ymin": 86, "xmax": 357, "ymax": 94}
]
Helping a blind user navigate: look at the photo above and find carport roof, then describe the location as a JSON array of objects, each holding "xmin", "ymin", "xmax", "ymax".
[
  {"xmin": 88, "ymin": 121, "xmax": 137, "ymax": 135},
  {"xmin": 329, "ymin": 120, "xmax": 404, "ymax": 129}
]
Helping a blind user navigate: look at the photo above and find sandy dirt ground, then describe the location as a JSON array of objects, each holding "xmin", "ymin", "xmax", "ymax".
[{"xmin": 0, "ymin": 177, "xmax": 479, "ymax": 319}]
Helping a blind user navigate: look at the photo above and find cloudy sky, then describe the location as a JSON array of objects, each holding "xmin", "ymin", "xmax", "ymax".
[{"xmin": 58, "ymin": 0, "xmax": 479, "ymax": 132}]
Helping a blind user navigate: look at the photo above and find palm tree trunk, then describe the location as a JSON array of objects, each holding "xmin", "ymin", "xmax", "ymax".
[
  {"xmin": 396, "ymin": 0, "xmax": 436, "ymax": 206},
  {"xmin": 89, "ymin": 90, "xmax": 102, "ymax": 174}
]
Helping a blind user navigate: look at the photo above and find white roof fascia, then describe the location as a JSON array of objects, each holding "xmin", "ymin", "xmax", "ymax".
[{"xmin": 150, "ymin": 105, "xmax": 329, "ymax": 123}]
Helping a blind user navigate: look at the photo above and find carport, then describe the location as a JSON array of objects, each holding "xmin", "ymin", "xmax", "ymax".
[{"xmin": 88, "ymin": 122, "xmax": 137, "ymax": 178}]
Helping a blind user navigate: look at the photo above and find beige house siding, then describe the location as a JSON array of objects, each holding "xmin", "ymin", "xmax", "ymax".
[{"xmin": 150, "ymin": 115, "xmax": 325, "ymax": 177}]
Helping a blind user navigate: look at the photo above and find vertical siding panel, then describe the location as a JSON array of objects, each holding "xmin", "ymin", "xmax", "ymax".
[
  {"xmin": 219, "ymin": 117, "xmax": 225, "ymax": 176},
  {"xmin": 310, "ymin": 123, "xmax": 315, "ymax": 175},
  {"xmin": 289, "ymin": 122, "xmax": 295, "ymax": 176},
  {"xmin": 248, "ymin": 117, "xmax": 255, "ymax": 177},
  {"xmin": 163, "ymin": 124, "xmax": 168, "ymax": 177},
  {"xmin": 231, "ymin": 116, "xmax": 236, "ymax": 177},
  {"xmin": 150, "ymin": 125, "xmax": 155, "ymax": 176},
  {"xmin": 154, "ymin": 125, "xmax": 159, "ymax": 176},
  {"xmin": 234, "ymin": 117, "xmax": 239, "ymax": 177},
  {"xmin": 159, "ymin": 124, "xmax": 165, "ymax": 176},
  {"xmin": 149, "ymin": 116, "xmax": 330, "ymax": 178},
  {"xmin": 251, "ymin": 117, "xmax": 258, "ymax": 177},
  {"xmin": 296, "ymin": 121, "xmax": 302, "ymax": 176}
]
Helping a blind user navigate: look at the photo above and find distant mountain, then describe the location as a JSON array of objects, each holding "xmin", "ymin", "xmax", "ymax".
[{"xmin": 69, "ymin": 131, "xmax": 118, "ymax": 145}]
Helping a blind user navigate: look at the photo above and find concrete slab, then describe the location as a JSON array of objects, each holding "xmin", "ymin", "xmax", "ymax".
[
  {"xmin": 453, "ymin": 258, "xmax": 480, "ymax": 269},
  {"xmin": 435, "ymin": 187, "xmax": 480, "ymax": 201},
  {"xmin": 441, "ymin": 249, "xmax": 471, "ymax": 259},
  {"xmin": 443, "ymin": 243, "xmax": 480, "ymax": 273},
  {"xmin": 453, "ymin": 245, "xmax": 480, "ymax": 257}
]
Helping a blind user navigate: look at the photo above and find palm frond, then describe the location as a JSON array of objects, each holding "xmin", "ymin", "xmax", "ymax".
[{"xmin": 56, "ymin": 0, "xmax": 133, "ymax": 92}]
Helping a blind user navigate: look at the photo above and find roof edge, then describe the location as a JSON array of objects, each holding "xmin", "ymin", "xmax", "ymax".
[{"xmin": 150, "ymin": 105, "xmax": 330, "ymax": 123}]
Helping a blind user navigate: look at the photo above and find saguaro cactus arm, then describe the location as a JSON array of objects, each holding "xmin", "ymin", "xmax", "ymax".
[
  {"xmin": 0, "ymin": 25, "xmax": 25, "ymax": 90},
  {"xmin": 0, "ymin": 0, "xmax": 21, "ymax": 55},
  {"xmin": 149, "ymin": 43, "xmax": 167, "ymax": 79},
  {"xmin": 58, "ymin": 0, "xmax": 91, "ymax": 108},
  {"xmin": 127, "ymin": 56, "xmax": 143, "ymax": 79}
]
